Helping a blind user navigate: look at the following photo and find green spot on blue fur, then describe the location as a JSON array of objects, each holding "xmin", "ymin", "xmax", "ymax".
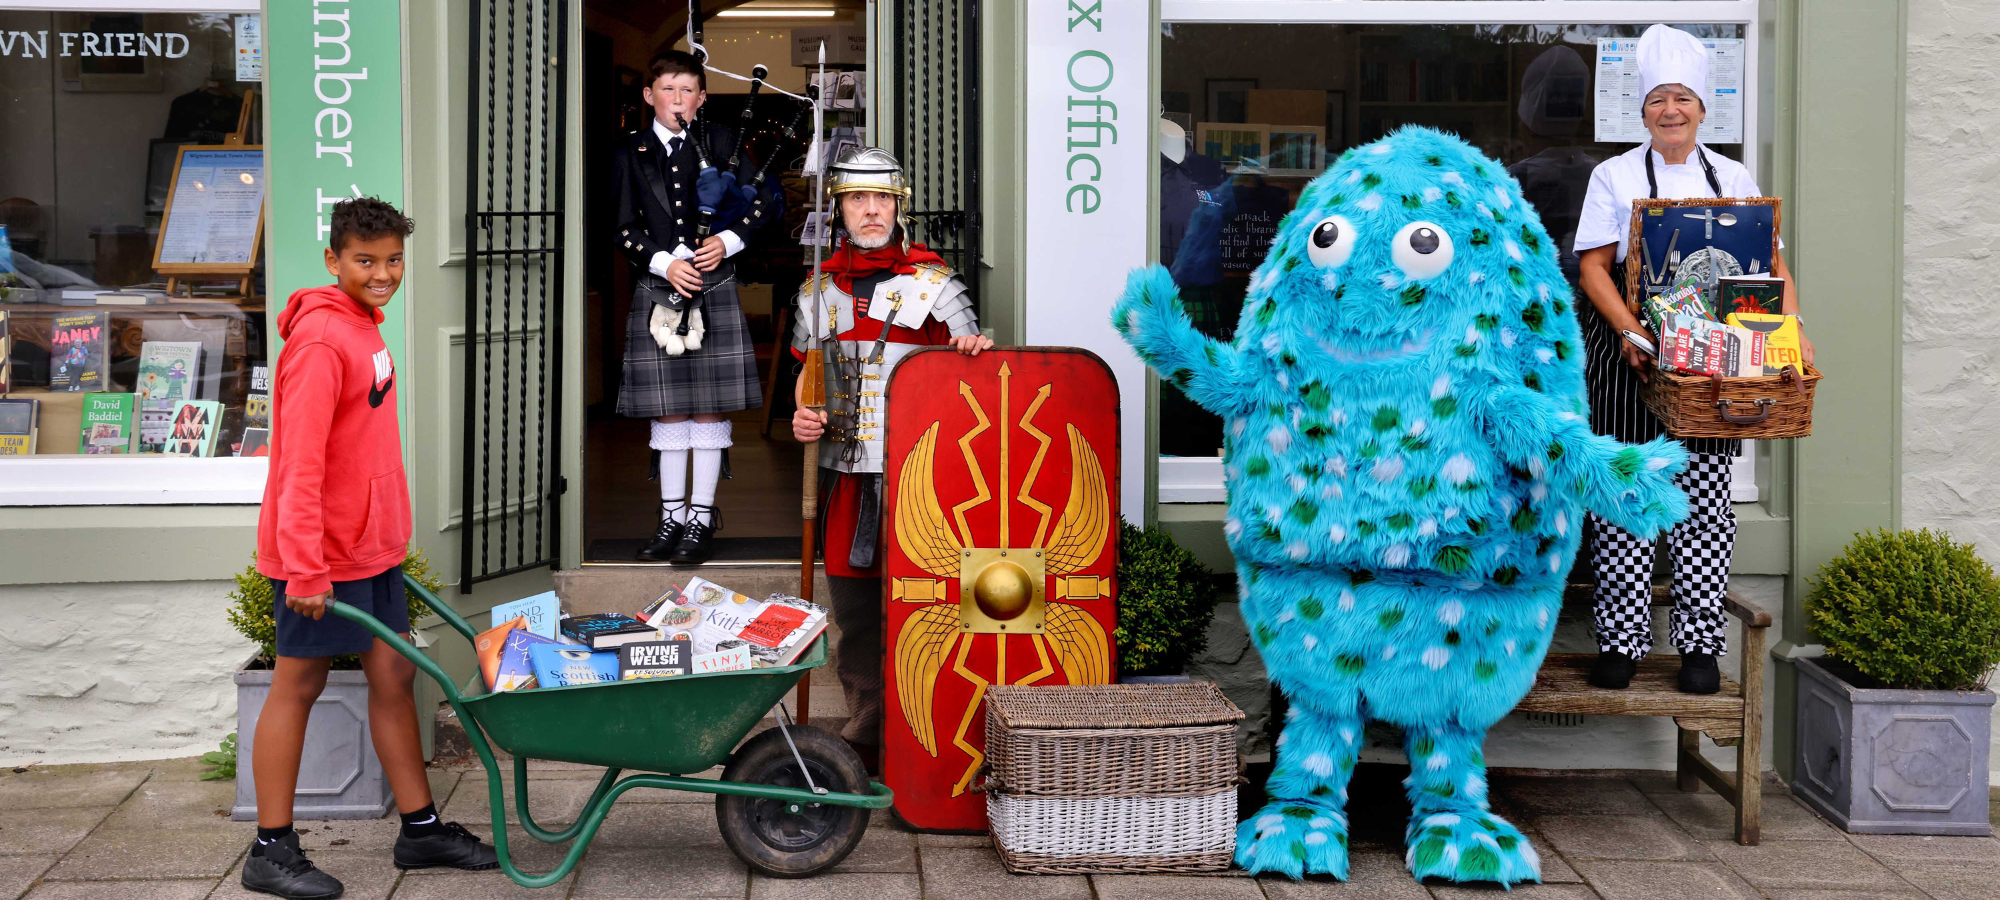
[
  {"xmin": 1256, "ymin": 299, "xmax": 1278, "ymax": 327},
  {"xmin": 1493, "ymin": 566, "xmax": 1520, "ymax": 586},
  {"xmin": 1475, "ymin": 660, "xmax": 1497, "ymax": 680},
  {"xmin": 1362, "ymin": 173, "xmax": 1382, "ymax": 189},
  {"xmin": 1401, "ymin": 285, "xmax": 1426, "ymax": 307},
  {"xmin": 1536, "ymin": 536, "xmax": 1557, "ymax": 556},
  {"xmin": 1554, "ymin": 298, "xmax": 1569, "ymax": 315},
  {"xmin": 1355, "ymin": 519, "xmax": 1377, "ymax": 538},
  {"xmin": 1282, "ymin": 254, "xmax": 1303, "ymax": 273},
  {"xmin": 1432, "ymin": 396, "xmax": 1458, "ymax": 419},
  {"xmin": 1521, "ymin": 225, "xmax": 1541, "ymax": 254},
  {"xmin": 1478, "ymin": 816, "xmax": 1501, "ymax": 832},
  {"xmin": 1256, "ymin": 523, "xmax": 1283, "ymax": 544},
  {"xmin": 1485, "ymin": 617, "xmax": 1501, "ymax": 636},
  {"xmin": 1402, "ymin": 194, "xmax": 1422, "ymax": 209},
  {"xmin": 1283, "ymin": 805, "xmax": 1316, "ymax": 819},
  {"xmin": 1359, "ymin": 440, "xmax": 1381, "ymax": 460},
  {"xmin": 1336, "ymin": 653, "xmax": 1365, "ymax": 675},
  {"xmin": 1301, "ymin": 382, "xmax": 1331, "ymax": 411},
  {"xmin": 1474, "ymin": 313, "xmax": 1499, "ymax": 331},
  {"xmin": 1445, "ymin": 629, "xmax": 1462, "ymax": 646},
  {"xmin": 1171, "ymin": 371, "xmax": 1192, "ymax": 390},
  {"xmin": 1346, "ymin": 567, "xmax": 1375, "ymax": 584},
  {"xmin": 1372, "ymin": 406, "xmax": 1400, "ymax": 432},
  {"xmin": 1290, "ymin": 500, "xmax": 1318, "ymax": 525},
  {"xmin": 1298, "ymin": 596, "xmax": 1324, "ymax": 620},
  {"xmin": 1509, "ymin": 267, "xmax": 1527, "ymax": 287},
  {"xmin": 1461, "ymin": 846, "xmax": 1501, "ymax": 880},
  {"xmin": 1204, "ymin": 343, "xmax": 1220, "ymax": 365},
  {"xmin": 1555, "ymin": 340, "xmax": 1572, "ymax": 360},
  {"xmin": 1298, "ymin": 462, "xmax": 1323, "ymax": 481},
  {"xmin": 1112, "ymin": 308, "xmax": 1130, "ymax": 332},
  {"xmin": 1329, "ymin": 194, "xmax": 1346, "ymax": 206},
  {"xmin": 1446, "ymin": 191, "xmax": 1463, "ymax": 208},
  {"xmin": 1246, "ymin": 457, "xmax": 1271, "ymax": 477},
  {"xmin": 1426, "ymin": 825, "xmax": 1452, "ymax": 840},
  {"xmin": 1522, "ymin": 640, "xmax": 1539, "ymax": 656},
  {"xmin": 1436, "ymin": 545, "xmax": 1472, "ymax": 574},
  {"xmin": 1386, "ymin": 513, "xmax": 1414, "ymax": 531},
  {"xmin": 1467, "ymin": 517, "xmax": 1488, "ymax": 535},
  {"xmin": 1425, "ymin": 155, "xmax": 1443, "ymax": 167},
  {"xmin": 1280, "ymin": 350, "xmax": 1297, "ymax": 368},
  {"xmin": 1254, "ymin": 623, "xmax": 1276, "ymax": 647},
  {"xmin": 1522, "ymin": 303, "xmax": 1547, "ymax": 332},
  {"xmin": 1408, "ymin": 476, "xmax": 1437, "ymax": 499},
  {"xmin": 1290, "ymin": 841, "xmax": 1308, "ymax": 863},
  {"xmin": 1610, "ymin": 447, "xmax": 1642, "ymax": 481},
  {"xmin": 1512, "ymin": 507, "xmax": 1539, "ymax": 532},
  {"xmin": 1469, "ymin": 228, "xmax": 1490, "ymax": 247},
  {"xmin": 1379, "ymin": 609, "xmax": 1403, "ymax": 629},
  {"xmin": 1304, "ymin": 423, "xmax": 1335, "ymax": 441},
  {"xmin": 1400, "ymin": 433, "xmax": 1432, "ymax": 453},
  {"xmin": 1496, "ymin": 834, "xmax": 1519, "ymax": 851},
  {"xmin": 1414, "ymin": 736, "xmax": 1435, "ymax": 756},
  {"xmin": 1458, "ymin": 478, "xmax": 1484, "ymax": 493},
  {"xmin": 1547, "ymin": 440, "xmax": 1565, "ymax": 461},
  {"xmin": 1455, "ymin": 343, "xmax": 1479, "ymax": 358}
]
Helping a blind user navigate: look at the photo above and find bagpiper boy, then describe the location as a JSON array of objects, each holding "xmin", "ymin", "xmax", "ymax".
[
  {"xmin": 789, "ymin": 146, "xmax": 993, "ymax": 769},
  {"xmin": 614, "ymin": 50, "xmax": 779, "ymax": 565}
]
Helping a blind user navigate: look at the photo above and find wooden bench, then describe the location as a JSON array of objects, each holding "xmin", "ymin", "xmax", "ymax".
[{"xmin": 1515, "ymin": 584, "xmax": 1773, "ymax": 845}]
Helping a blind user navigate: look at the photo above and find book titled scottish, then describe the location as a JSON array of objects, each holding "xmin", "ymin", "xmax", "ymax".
[
  {"xmin": 528, "ymin": 643, "xmax": 620, "ymax": 687},
  {"xmin": 48, "ymin": 311, "xmax": 110, "ymax": 392}
]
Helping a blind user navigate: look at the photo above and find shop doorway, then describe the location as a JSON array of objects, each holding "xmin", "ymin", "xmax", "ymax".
[{"xmin": 579, "ymin": 1, "xmax": 869, "ymax": 563}]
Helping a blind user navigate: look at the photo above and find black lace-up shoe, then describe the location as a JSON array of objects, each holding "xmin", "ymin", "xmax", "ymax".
[
  {"xmin": 1679, "ymin": 652, "xmax": 1722, "ymax": 695},
  {"xmin": 1588, "ymin": 650, "xmax": 1638, "ymax": 690},
  {"xmin": 241, "ymin": 833, "xmax": 344, "ymax": 900},
  {"xmin": 637, "ymin": 503, "xmax": 688, "ymax": 561},
  {"xmin": 393, "ymin": 821, "xmax": 499, "ymax": 871},
  {"xmin": 669, "ymin": 504, "xmax": 721, "ymax": 566}
]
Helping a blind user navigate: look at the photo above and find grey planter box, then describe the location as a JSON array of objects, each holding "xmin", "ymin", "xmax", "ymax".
[
  {"xmin": 1792, "ymin": 656, "xmax": 1994, "ymax": 836},
  {"xmin": 232, "ymin": 655, "xmax": 395, "ymax": 821}
]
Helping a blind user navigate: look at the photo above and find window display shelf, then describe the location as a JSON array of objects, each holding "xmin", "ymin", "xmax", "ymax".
[{"xmin": 0, "ymin": 454, "xmax": 265, "ymax": 506}]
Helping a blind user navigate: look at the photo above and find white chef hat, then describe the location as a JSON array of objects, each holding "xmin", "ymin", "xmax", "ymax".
[{"xmin": 1637, "ymin": 24, "xmax": 1709, "ymax": 103}]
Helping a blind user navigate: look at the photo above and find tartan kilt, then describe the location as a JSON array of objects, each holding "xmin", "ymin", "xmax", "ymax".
[{"xmin": 616, "ymin": 262, "xmax": 765, "ymax": 418}]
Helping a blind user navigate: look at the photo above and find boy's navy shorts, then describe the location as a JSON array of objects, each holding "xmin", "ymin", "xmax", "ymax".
[{"xmin": 269, "ymin": 564, "xmax": 409, "ymax": 657}]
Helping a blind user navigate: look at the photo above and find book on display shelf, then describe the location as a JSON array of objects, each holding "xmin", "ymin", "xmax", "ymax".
[
  {"xmin": 0, "ymin": 397, "xmax": 36, "ymax": 455},
  {"xmin": 79, "ymin": 393, "xmax": 137, "ymax": 454},
  {"xmin": 475, "ymin": 616, "xmax": 527, "ymax": 690},
  {"xmin": 164, "ymin": 399, "xmax": 222, "ymax": 457},
  {"xmin": 48, "ymin": 311, "xmax": 111, "ymax": 392}
]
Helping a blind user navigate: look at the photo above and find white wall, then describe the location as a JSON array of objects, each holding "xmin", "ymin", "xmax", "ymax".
[
  {"xmin": 1902, "ymin": 0, "xmax": 2000, "ymax": 776},
  {"xmin": 0, "ymin": 580, "xmax": 252, "ymax": 765}
]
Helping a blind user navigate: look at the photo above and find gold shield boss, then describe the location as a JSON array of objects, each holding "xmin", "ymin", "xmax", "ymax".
[{"xmin": 880, "ymin": 347, "xmax": 1120, "ymax": 832}]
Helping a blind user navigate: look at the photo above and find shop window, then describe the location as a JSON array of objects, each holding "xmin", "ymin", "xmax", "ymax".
[
  {"xmin": 1157, "ymin": 20, "xmax": 1758, "ymax": 501},
  {"xmin": 0, "ymin": 9, "xmax": 268, "ymax": 479}
]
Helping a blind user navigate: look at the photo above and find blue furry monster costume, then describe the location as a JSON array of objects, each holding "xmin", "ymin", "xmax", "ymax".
[{"xmin": 1112, "ymin": 127, "xmax": 1691, "ymax": 885}]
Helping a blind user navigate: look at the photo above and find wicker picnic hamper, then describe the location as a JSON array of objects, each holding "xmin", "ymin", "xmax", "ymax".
[
  {"xmin": 1640, "ymin": 363, "xmax": 1821, "ymax": 439},
  {"xmin": 981, "ymin": 682, "xmax": 1245, "ymax": 875}
]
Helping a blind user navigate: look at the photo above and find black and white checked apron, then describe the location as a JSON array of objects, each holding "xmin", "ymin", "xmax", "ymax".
[
  {"xmin": 615, "ymin": 260, "xmax": 765, "ymax": 419},
  {"xmin": 1582, "ymin": 147, "xmax": 1737, "ymax": 659}
]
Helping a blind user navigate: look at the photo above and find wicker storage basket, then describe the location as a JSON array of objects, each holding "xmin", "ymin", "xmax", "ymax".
[
  {"xmin": 1641, "ymin": 364, "xmax": 1821, "ymax": 439},
  {"xmin": 982, "ymin": 682, "xmax": 1245, "ymax": 875}
]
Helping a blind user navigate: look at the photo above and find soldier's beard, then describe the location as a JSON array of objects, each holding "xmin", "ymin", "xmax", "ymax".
[{"xmin": 849, "ymin": 228, "xmax": 892, "ymax": 251}]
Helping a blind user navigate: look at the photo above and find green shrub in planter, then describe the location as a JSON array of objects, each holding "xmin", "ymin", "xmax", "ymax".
[
  {"xmin": 226, "ymin": 549, "xmax": 443, "ymax": 668},
  {"xmin": 1806, "ymin": 528, "xmax": 2000, "ymax": 691},
  {"xmin": 1114, "ymin": 521, "xmax": 1220, "ymax": 676}
]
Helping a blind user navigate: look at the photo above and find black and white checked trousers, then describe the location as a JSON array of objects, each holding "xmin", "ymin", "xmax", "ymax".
[{"xmin": 1587, "ymin": 452, "xmax": 1736, "ymax": 658}]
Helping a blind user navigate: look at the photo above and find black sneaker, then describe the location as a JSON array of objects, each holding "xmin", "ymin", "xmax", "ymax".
[
  {"xmin": 241, "ymin": 833, "xmax": 344, "ymax": 900},
  {"xmin": 1588, "ymin": 650, "xmax": 1637, "ymax": 690},
  {"xmin": 1679, "ymin": 652, "xmax": 1722, "ymax": 695},
  {"xmin": 393, "ymin": 821, "xmax": 498, "ymax": 871},
  {"xmin": 637, "ymin": 503, "xmax": 688, "ymax": 561},
  {"xmin": 669, "ymin": 505, "xmax": 721, "ymax": 566}
]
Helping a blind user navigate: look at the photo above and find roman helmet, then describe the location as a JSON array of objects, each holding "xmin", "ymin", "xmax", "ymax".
[{"xmin": 827, "ymin": 145, "xmax": 912, "ymax": 250}]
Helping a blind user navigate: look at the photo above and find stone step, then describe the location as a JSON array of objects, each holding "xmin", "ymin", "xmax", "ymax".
[{"xmin": 554, "ymin": 563, "xmax": 831, "ymax": 615}]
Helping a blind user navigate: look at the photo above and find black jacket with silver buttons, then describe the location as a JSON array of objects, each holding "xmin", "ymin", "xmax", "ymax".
[{"xmin": 612, "ymin": 122, "xmax": 776, "ymax": 269}]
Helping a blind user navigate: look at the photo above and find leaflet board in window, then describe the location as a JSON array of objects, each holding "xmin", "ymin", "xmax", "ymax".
[{"xmin": 151, "ymin": 146, "xmax": 266, "ymax": 275}]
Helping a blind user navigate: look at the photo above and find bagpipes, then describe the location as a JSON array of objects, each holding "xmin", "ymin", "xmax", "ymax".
[{"xmin": 649, "ymin": 58, "xmax": 810, "ymax": 356}]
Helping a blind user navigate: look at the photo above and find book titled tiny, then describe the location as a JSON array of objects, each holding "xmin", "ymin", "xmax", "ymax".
[
  {"xmin": 529, "ymin": 644, "xmax": 621, "ymax": 687},
  {"xmin": 559, "ymin": 613, "xmax": 662, "ymax": 650},
  {"xmin": 619, "ymin": 639, "xmax": 694, "ymax": 680}
]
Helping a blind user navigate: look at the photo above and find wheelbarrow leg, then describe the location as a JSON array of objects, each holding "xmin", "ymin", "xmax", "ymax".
[
  {"xmin": 771, "ymin": 703, "xmax": 829, "ymax": 796},
  {"xmin": 514, "ymin": 757, "xmax": 624, "ymax": 844}
]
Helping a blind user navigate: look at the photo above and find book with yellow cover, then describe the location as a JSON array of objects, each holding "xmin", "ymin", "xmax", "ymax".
[{"xmin": 1724, "ymin": 313, "xmax": 1805, "ymax": 375}]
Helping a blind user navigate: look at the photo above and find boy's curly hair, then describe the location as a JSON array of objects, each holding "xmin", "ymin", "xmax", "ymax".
[{"xmin": 329, "ymin": 197, "xmax": 415, "ymax": 254}]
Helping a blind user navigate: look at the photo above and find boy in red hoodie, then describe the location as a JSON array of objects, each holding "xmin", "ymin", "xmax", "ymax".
[{"xmin": 246, "ymin": 199, "xmax": 495, "ymax": 899}]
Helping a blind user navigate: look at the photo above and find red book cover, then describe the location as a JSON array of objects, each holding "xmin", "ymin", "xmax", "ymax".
[{"xmin": 738, "ymin": 605, "xmax": 809, "ymax": 648}]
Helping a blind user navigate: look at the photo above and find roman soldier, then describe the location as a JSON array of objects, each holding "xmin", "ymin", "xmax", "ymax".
[
  {"xmin": 614, "ymin": 50, "xmax": 779, "ymax": 565},
  {"xmin": 789, "ymin": 146, "xmax": 993, "ymax": 768}
]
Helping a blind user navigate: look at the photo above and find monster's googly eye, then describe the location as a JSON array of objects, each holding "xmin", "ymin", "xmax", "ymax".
[
  {"xmin": 1306, "ymin": 215, "xmax": 1357, "ymax": 269},
  {"xmin": 1392, "ymin": 221, "xmax": 1455, "ymax": 280}
]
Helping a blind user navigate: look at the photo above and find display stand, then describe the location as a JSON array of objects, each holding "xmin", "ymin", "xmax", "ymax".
[{"xmin": 153, "ymin": 91, "xmax": 264, "ymax": 299}]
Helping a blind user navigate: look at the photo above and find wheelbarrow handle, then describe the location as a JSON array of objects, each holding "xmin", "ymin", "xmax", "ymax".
[
  {"xmin": 325, "ymin": 598, "xmax": 468, "ymax": 706},
  {"xmin": 402, "ymin": 571, "xmax": 482, "ymax": 644}
]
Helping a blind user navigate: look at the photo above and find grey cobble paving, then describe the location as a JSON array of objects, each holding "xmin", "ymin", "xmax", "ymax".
[{"xmin": 0, "ymin": 759, "xmax": 1994, "ymax": 900}]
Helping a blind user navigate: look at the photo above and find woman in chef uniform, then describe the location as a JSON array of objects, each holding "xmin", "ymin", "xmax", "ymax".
[{"xmin": 1573, "ymin": 24, "xmax": 1812, "ymax": 695}]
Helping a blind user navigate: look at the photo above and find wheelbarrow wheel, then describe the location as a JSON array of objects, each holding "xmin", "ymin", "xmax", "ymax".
[{"xmin": 715, "ymin": 724, "xmax": 871, "ymax": 878}]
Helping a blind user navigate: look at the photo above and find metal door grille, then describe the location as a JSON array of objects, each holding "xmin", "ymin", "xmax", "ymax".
[
  {"xmin": 892, "ymin": 0, "xmax": 980, "ymax": 294},
  {"xmin": 461, "ymin": 0, "xmax": 569, "ymax": 592}
]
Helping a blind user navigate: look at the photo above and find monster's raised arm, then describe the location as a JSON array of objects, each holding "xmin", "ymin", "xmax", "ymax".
[
  {"xmin": 1111, "ymin": 266, "xmax": 1260, "ymax": 416},
  {"xmin": 1472, "ymin": 383, "xmax": 1690, "ymax": 540}
]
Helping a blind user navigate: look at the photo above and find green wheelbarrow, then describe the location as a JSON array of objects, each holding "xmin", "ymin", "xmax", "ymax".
[{"xmin": 327, "ymin": 575, "xmax": 893, "ymax": 887}]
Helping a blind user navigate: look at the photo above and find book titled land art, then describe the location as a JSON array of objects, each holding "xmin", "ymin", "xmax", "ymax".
[{"xmin": 491, "ymin": 591, "xmax": 561, "ymax": 640}]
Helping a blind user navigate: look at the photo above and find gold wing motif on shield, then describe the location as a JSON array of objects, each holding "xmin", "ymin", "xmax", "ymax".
[
  {"xmin": 893, "ymin": 603, "xmax": 961, "ymax": 757},
  {"xmin": 894, "ymin": 421, "xmax": 963, "ymax": 579},
  {"xmin": 1043, "ymin": 424, "xmax": 1109, "ymax": 577},
  {"xmin": 1043, "ymin": 603, "xmax": 1110, "ymax": 686}
]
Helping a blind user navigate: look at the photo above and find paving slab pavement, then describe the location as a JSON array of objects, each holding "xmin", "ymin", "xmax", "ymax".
[{"xmin": 2, "ymin": 759, "xmax": 1995, "ymax": 900}]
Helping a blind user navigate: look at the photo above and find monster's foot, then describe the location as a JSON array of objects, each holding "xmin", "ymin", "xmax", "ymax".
[
  {"xmin": 1404, "ymin": 809, "xmax": 1540, "ymax": 886},
  {"xmin": 1236, "ymin": 800, "xmax": 1350, "ymax": 880}
]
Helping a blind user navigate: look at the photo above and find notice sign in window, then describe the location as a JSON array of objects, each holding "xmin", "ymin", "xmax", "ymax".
[
  {"xmin": 157, "ymin": 149, "xmax": 265, "ymax": 266},
  {"xmin": 1594, "ymin": 37, "xmax": 1743, "ymax": 144}
]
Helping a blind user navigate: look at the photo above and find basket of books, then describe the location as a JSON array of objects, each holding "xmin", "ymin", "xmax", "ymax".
[{"xmin": 980, "ymin": 681, "xmax": 1244, "ymax": 875}]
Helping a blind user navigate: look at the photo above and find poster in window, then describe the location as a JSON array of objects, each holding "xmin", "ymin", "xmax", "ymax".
[
  {"xmin": 1195, "ymin": 123, "xmax": 1268, "ymax": 167},
  {"xmin": 153, "ymin": 148, "xmax": 265, "ymax": 271},
  {"xmin": 1268, "ymin": 125, "xmax": 1325, "ymax": 175}
]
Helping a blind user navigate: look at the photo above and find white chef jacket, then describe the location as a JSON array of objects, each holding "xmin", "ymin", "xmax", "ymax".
[{"xmin": 1573, "ymin": 142, "xmax": 1776, "ymax": 264}]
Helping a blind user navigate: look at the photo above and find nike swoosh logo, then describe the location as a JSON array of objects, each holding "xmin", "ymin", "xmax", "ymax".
[{"xmin": 369, "ymin": 374, "xmax": 393, "ymax": 408}]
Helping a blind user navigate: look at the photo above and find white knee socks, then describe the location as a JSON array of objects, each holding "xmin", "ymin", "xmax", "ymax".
[
  {"xmin": 688, "ymin": 421, "xmax": 734, "ymax": 527},
  {"xmin": 650, "ymin": 420, "xmax": 692, "ymax": 522}
]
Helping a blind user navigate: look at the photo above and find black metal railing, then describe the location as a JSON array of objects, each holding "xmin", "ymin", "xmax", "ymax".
[
  {"xmin": 893, "ymin": 0, "xmax": 981, "ymax": 298},
  {"xmin": 461, "ymin": 0, "xmax": 569, "ymax": 592}
]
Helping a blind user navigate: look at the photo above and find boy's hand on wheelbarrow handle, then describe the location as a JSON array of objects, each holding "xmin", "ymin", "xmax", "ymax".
[{"xmin": 287, "ymin": 590, "xmax": 333, "ymax": 620}]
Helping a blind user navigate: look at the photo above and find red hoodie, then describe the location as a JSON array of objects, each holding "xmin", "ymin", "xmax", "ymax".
[{"xmin": 256, "ymin": 285, "xmax": 410, "ymax": 597}]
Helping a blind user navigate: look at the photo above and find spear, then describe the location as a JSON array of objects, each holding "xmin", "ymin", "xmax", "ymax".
[{"xmin": 796, "ymin": 40, "xmax": 829, "ymax": 724}]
